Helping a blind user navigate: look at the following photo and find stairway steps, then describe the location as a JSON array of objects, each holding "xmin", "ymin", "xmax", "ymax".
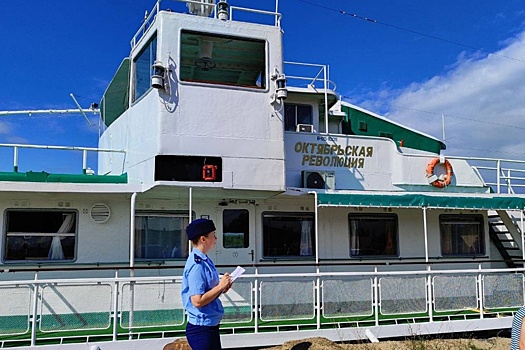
[{"xmin": 488, "ymin": 211, "xmax": 524, "ymax": 268}]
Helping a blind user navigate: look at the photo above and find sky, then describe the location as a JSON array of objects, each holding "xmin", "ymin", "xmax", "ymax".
[{"xmin": 1, "ymin": 0, "xmax": 525, "ymax": 173}]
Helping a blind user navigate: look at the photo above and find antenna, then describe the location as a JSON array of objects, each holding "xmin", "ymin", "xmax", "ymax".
[
  {"xmin": 70, "ymin": 93, "xmax": 94, "ymax": 126},
  {"xmin": 441, "ymin": 113, "xmax": 446, "ymax": 141}
]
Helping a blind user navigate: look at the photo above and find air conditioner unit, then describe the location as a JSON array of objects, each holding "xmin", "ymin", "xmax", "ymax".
[
  {"xmin": 296, "ymin": 124, "xmax": 314, "ymax": 133},
  {"xmin": 302, "ymin": 171, "xmax": 335, "ymax": 189}
]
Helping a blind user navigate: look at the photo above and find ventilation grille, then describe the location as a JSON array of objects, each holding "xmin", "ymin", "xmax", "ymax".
[{"xmin": 90, "ymin": 203, "xmax": 111, "ymax": 224}]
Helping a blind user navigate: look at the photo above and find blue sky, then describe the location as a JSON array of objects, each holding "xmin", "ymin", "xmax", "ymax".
[{"xmin": 1, "ymin": 1, "xmax": 525, "ymax": 172}]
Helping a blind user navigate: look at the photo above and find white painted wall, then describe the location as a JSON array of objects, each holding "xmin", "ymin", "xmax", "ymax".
[{"xmin": 99, "ymin": 11, "xmax": 286, "ymax": 192}]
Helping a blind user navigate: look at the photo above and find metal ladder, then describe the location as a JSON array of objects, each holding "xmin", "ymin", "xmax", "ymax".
[{"xmin": 488, "ymin": 210, "xmax": 523, "ymax": 267}]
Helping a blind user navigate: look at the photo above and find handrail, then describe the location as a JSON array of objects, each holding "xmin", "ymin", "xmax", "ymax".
[
  {"xmin": 400, "ymin": 151, "xmax": 525, "ymax": 194},
  {"xmin": 0, "ymin": 257, "xmax": 521, "ymax": 274},
  {"xmin": 229, "ymin": 6, "xmax": 282, "ymax": 27},
  {"xmin": 0, "ymin": 143, "xmax": 126, "ymax": 175},
  {"xmin": 130, "ymin": 0, "xmax": 160, "ymax": 49},
  {"xmin": 130, "ymin": 0, "xmax": 282, "ymax": 50},
  {"xmin": 0, "ymin": 264, "xmax": 525, "ymax": 346}
]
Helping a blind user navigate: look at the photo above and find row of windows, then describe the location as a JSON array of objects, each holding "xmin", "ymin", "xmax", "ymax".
[{"xmin": 2, "ymin": 210, "xmax": 485, "ymax": 262}]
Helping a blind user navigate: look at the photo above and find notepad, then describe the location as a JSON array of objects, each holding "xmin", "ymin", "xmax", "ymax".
[{"xmin": 230, "ymin": 266, "xmax": 245, "ymax": 282}]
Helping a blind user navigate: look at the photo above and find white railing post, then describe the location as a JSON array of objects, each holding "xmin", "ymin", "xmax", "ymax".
[
  {"xmin": 427, "ymin": 265, "xmax": 433, "ymax": 322},
  {"xmin": 496, "ymin": 159, "xmax": 501, "ymax": 194},
  {"xmin": 507, "ymin": 169, "xmax": 512, "ymax": 194},
  {"xmin": 82, "ymin": 150, "xmax": 88, "ymax": 174},
  {"xmin": 316, "ymin": 274, "xmax": 321, "ymax": 329},
  {"xmin": 478, "ymin": 264, "xmax": 484, "ymax": 320},
  {"xmin": 13, "ymin": 146, "xmax": 18, "ymax": 172},
  {"xmin": 254, "ymin": 267, "xmax": 259, "ymax": 333},
  {"xmin": 112, "ymin": 270, "xmax": 119, "ymax": 341},
  {"xmin": 373, "ymin": 266, "xmax": 379, "ymax": 326},
  {"xmin": 323, "ymin": 65, "xmax": 329, "ymax": 135},
  {"xmin": 30, "ymin": 272, "xmax": 39, "ymax": 347}
]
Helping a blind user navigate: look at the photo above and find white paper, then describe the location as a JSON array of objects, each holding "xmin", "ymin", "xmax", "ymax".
[{"xmin": 230, "ymin": 266, "xmax": 245, "ymax": 282}]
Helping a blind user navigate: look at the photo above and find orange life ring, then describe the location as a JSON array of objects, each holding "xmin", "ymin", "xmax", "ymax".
[{"xmin": 426, "ymin": 158, "xmax": 453, "ymax": 188}]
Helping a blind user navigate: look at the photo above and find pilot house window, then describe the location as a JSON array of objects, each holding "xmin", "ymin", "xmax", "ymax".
[
  {"xmin": 180, "ymin": 30, "xmax": 266, "ymax": 89},
  {"xmin": 4, "ymin": 210, "xmax": 77, "ymax": 262},
  {"xmin": 133, "ymin": 34, "xmax": 157, "ymax": 102}
]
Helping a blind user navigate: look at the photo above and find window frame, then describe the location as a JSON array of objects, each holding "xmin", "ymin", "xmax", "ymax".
[
  {"xmin": 348, "ymin": 213, "xmax": 399, "ymax": 258},
  {"xmin": 262, "ymin": 212, "xmax": 315, "ymax": 259},
  {"xmin": 134, "ymin": 211, "xmax": 191, "ymax": 261},
  {"xmin": 3, "ymin": 209, "xmax": 78, "ymax": 263},
  {"xmin": 132, "ymin": 33, "xmax": 157, "ymax": 103},
  {"xmin": 179, "ymin": 30, "xmax": 268, "ymax": 91},
  {"xmin": 439, "ymin": 214, "xmax": 485, "ymax": 257},
  {"xmin": 284, "ymin": 103, "xmax": 313, "ymax": 132},
  {"xmin": 222, "ymin": 209, "xmax": 249, "ymax": 249}
]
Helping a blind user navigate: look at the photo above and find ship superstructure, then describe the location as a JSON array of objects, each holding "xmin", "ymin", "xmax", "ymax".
[{"xmin": 0, "ymin": 1, "xmax": 524, "ymax": 349}]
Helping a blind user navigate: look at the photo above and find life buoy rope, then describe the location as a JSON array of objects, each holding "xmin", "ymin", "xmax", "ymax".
[{"xmin": 426, "ymin": 158, "xmax": 453, "ymax": 188}]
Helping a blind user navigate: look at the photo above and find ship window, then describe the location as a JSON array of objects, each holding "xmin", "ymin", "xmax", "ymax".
[
  {"xmin": 440, "ymin": 214, "xmax": 485, "ymax": 256},
  {"xmin": 135, "ymin": 212, "xmax": 190, "ymax": 260},
  {"xmin": 284, "ymin": 104, "xmax": 313, "ymax": 132},
  {"xmin": 133, "ymin": 34, "xmax": 157, "ymax": 102},
  {"xmin": 348, "ymin": 214, "xmax": 398, "ymax": 257},
  {"xmin": 262, "ymin": 213, "xmax": 315, "ymax": 258},
  {"xmin": 4, "ymin": 210, "xmax": 77, "ymax": 262},
  {"xmin": 180, "ymin": 30, "xmax": 266, "ymax": 89},
  {"xmin": 223, "ymin": 209, "xmax": 249, "ymax": 249}
]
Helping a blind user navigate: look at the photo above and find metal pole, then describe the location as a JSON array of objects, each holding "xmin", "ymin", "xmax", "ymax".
[
  {"xmin": 30, "ymin": 272, "xmax": 39, "ymax": 347},
  {"xmin": 129, "ymin": 192, "xmax": 137, "ymax": 269},
  {"xmin": 520, "ymin": 209, "xmax": 525, "ymax": 260},
  {"xmin": 427, "ymin": 265, "xmax": 433, "ymax": 322},
  {"xmin": 188, "ymin": 187, "xmax": 193, "ymax": 254},
  {"xmin": 313, "ymin": 191, "xmax": 319, "ymax": 265},
  {"xmin": 82, "ymin": 150, "xmax": 88, "ymax": 174},
  {"xmin": 423, "ymin": 207, "xmax": 429, "ymax": 262},
  {"xmin": 254, "ymin": 267, "xmax": 259, "ymax": 333},
  {"xmin": 373, "ymin": 266, "xmax": 379, "ymax": 326},
  {"xmin": 275, "ymin": 0, "xmax": 279, "ymax": 26},
  {"xmin": 478, "ymin": 264, "xmax": 484, "ymax": 319},
  {"xmin": 13, "ymin": 146, "xmax": 18, "ymax": 172},
  {"xmin": 323, "ymin": 66, "xmax": 329, "ymax": 134},
  {"xmin": 496, "ymin": 160, "xmax": 501, "ymax": 194},
  {"xmin": 112, "ymin": 270, "xmax": 119, "ymax": 341}
]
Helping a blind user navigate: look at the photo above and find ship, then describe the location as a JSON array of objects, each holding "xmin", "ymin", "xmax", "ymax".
[{"xmin": 0, "ymin": 0, "xmax": 524, "ymax": 349}]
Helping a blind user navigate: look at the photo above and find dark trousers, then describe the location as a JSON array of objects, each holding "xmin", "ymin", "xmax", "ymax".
[{"xmin": 186, "ymin": 323, "xmax": 222, "ymax": 350}]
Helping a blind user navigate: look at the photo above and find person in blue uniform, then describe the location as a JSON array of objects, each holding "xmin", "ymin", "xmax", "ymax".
[
  {"xmin": 512, "ymin": 306, "xmax": 525, "ymax": 350},
  {"xmin": 181, "ymin": 218, "xmax": 232, "ymax": 350}
]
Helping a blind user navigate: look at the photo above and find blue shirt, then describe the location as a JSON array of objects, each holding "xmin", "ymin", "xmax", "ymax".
[
  {"xmin": 512, "ymin": 306, "xmax": 525, "ymax": 350},
  {"xmin": 181, "ymin": 248, "xmax": 224, "ymax": 326}
]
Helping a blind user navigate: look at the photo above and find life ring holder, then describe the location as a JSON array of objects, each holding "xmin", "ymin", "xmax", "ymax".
[{"xmin": 426, "ymin": 158, "xmax": 453, "ymax": 188}]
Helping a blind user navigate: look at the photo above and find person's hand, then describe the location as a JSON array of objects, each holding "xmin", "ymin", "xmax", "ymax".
[{"xmin": 219, "ymin": 273, "xmax": 232, "ymax": 293}]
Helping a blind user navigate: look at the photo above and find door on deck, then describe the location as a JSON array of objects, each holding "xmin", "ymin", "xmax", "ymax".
[{"xmin": 214, "ymin": 205, "xmax": 255, "ymax": 267}]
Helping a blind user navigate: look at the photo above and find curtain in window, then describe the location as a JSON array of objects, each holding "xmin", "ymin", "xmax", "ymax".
[
  {"xmin": 350, "ymin": 220, "xmax": 359, "ymax": 255},
  {"xmin": 48, "ymin": 214, "xmax": 74, "ymax": 260},
  {"xmin": 300, "ymin": 220, "xmax": 312, "ymax": 256},
  {"xmin": 135, "ymin": 216, "xmax": 147, "ymax": 257}
]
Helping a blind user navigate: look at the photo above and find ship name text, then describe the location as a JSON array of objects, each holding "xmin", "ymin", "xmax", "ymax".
[{"xmin": 294, "ymin": 142, "xmax": 374, "ymax": 169}]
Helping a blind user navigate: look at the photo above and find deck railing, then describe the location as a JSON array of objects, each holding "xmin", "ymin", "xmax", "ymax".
[
  {"xmin": 0, "ymin": 143, "xmax": 126, "ymax": 175},
  {"xmin": 130, "ymin": 0, "xmax": 282, "ymax": 50},
  {"xmin": 0, "ymin": 264, "xmax": 521, "ymax": 347},
  {"xmin": 468, "ymin": 158, "xmax": 525, "ymax": 194}
]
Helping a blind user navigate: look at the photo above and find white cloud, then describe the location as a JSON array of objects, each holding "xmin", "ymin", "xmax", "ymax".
[{"xmin": 375, "ymin": 31, "xmax": 525, "ymax": 160}]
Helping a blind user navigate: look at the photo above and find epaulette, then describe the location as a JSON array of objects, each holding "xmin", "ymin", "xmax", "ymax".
[{"xmin": 193, "ymin": 254, "xmax": 202, "ymax": 263}]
